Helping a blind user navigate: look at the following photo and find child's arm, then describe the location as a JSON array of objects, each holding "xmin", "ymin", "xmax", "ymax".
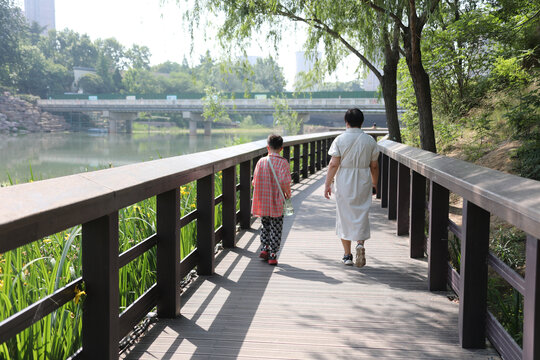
[
  {"xmin": 280, "ymin": 159, "xmax": 292, "ymax": 199},
  {"xmin": 281, "ymin": 182, "xmax": 291, "ymax": 199}
]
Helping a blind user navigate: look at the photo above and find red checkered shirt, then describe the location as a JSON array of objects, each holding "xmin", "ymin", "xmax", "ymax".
[{"xmin": 252, "ymin": 153, "xmax": 291, "ymax": 217}]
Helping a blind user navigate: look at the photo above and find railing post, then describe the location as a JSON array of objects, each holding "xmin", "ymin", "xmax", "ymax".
[
  {"xmin": 410, "ymin": 171, "xmax": 426, "ymax": 258},
  {"xmin": 376, "ymin": 153, "xmax": 382, "ymax": 199},
  {"xmin": 302, "ymin": 143, "xmax": 308, "ymax": 179},
  {"xmin": 309, "ymin": 141, "xmax": 315, "ymax": 174},
  {"xmin": 197, "ymin": 173, "xmax": 215, "ymax": 275},
  {"xmin": 381, "ymin": 154, "xmax": 389, "ymax": 208},
  {"xmin": 239, "ymin": 160, "xmax": 251, "ymax": 230},
  {"xmin": 427, "ymin": 181, "xmax": 449, "ymax": 291},
  {"xmin": 523, "ymin": 235, "xmax": 540, "ymax": 360},
  {"xmin": 82, "ymin": 213, "xmax": 119, "ymax": 360},
  {"xmin": 283, "ymin": 146, "xmax": 291, "ymax": 164},
  {"xmin": 156, "ymin": 189, "xmax": 181, "ymax": 318},
  {"xmin": 397, "ymin": 163, "xmax": 410, "ymax": 236},
  {"xmin": 293, "ymin": 144, "xmax": 300, "ymax": 183},
  {"xmin": 252, "ymin": 156, "xmax": 261, "ymax": 176},
  {"xmin": 459, "ymin": 200, "xmax": 490, "ymax": 348},
  {"xmin": 322, "ymin": 139, "xmax": 329, "ymax": 166},
  {"xmin": 222, "ymin": 166, "xmax": 237, "ymax": 248},
  {"xmin": 388, "ymin": 158, "xmax": 398, "ymax": 220},
  {"xmin": 316, "ymin": 140, "xmax": 322, "ymax": 170}
]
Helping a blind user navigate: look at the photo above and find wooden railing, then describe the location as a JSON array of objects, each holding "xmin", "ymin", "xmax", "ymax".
[
  {"xmin": 377, "ymin": 140, "xmax": 540, "ymax": 360},
  {"xmin": 0, "ymin": 132, "xmax": 338, "ymax": 359}
]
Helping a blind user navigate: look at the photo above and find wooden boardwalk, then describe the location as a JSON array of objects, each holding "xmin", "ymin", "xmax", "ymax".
[{"xmin": 122, "ymin": 171, "xmax": 501, "ymax": 360}]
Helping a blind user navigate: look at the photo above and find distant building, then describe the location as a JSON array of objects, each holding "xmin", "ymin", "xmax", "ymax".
[
  {"xmin": 363, "ymin": 69, "xmax": 381, "ymax": 91},
  {"xmin": 24, "ymin": 0, "xmax": 56, "ymax": 33},
  {"xmin": 295, "ymin": 51, "xmax": 320, "ymax": 90},
  {"xmin": 246, "ymin": 56, "xmax": 261, "ymax": 66},
  {"xmin": 295, "ymin": 51, "xmax": 317, "ymax": 74}
]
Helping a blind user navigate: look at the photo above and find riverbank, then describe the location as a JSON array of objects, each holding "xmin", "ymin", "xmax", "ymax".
[{"xmin": 0, "ymin": 93, "xmax": 70, "ymax": 133}]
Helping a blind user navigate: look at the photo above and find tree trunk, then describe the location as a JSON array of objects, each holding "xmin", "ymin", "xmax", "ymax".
[
  {"xmin": 381, "ymin": 46, "xmax": 401, "ymax": 143},
  {"xmin": 402, "ymin": 25, "xmax": 437, "ymax": 153}
]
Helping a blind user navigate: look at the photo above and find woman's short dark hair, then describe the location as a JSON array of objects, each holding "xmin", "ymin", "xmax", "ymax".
[
  {"xmin": 344, "ymin": 108, "xmax": 364, "ymax": 128},
  {"xmin": 267, "ymin": 134, "xmax": 283, "ymax": 150}
]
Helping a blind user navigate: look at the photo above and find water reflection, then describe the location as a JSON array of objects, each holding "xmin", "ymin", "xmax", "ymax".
[{"xmin": 0, "ymin": 131, "xmax": 269, "ymax": 183}]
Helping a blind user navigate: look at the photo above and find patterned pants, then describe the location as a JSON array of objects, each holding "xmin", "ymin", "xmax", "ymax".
[{"xmin": 260, "ymin": 216, "xmax": 284, "ymax": 254}]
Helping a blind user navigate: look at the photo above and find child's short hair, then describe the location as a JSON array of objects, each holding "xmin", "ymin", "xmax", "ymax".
[
  {"xmin": 344, "ymin": 108, "xmax": 364, "ymax": 128},
  {"xmin": 267, "ymin": 134, "xmax": 283, "ymax": 150}
]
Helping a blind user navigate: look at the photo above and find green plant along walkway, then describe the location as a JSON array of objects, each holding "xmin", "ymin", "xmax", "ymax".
[{"xmin": 121, "ymin": 172, "xmax": 500, "ymax": 359}]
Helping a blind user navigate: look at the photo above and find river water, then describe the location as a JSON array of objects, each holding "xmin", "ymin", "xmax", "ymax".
[{"xmin": 0, "ymin": 131, "xmax": 270, "ymax": 184}]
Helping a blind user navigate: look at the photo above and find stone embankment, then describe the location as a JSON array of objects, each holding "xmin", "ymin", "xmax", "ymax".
[{"xmin": 0, "ymin": 93, "xmax": 70, "ymax": 133}]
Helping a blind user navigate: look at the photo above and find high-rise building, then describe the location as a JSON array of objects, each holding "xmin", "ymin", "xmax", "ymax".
[{"xmin": 24, "ymin": 0, "xmax": 55, "ymax": 33}]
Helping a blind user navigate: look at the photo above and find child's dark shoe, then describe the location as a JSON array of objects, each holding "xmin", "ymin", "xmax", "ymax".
[
  {"xmin": 259, "ymin": 250, "xmax": 269, "ymax": 260},
  {"xmin": 268, "ymin": 253, "xmax": 278, "ymax": 266}
]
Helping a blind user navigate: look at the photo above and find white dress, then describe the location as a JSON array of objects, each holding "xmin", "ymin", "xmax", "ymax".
[{"xmin": 328, "ymin": 128, "xmax": 380, "ymax": 241}]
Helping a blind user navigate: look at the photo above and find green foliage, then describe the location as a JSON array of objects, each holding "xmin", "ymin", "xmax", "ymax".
[
  {"xmin": 397, "ymin": 59, "xmax": 421, "ymax": 147},
  {"xmin": 77, "ymin": 73, "xmax": 106, "ymax": 94},
  {"xmin": 490, "ymin": 225, "xmax": 526, "ymax": 270},
  {"xmin": 272, "ymin": 95, "xmax": 300, "ymax": 135},
  {"xmin": 0, "ymin": 0, "xmax": 26, "ymax": 85},
  {"xmin": 0, "ymin": 176, "xmax": 212, "ymax": 358},
  {"xmin": 506, "ymin": 88, "xmax": 540, "ymax": 180},
  {"xmin": 488, "ymin": 277, "xmax": 524, "ymax": 346},
  {"xmin": 202, "ymin": 86, "xmax": 230, "ymax": 123},
  {"xmin": 490, "ymin": 56, "xmax": 530, "ymax": 90}
]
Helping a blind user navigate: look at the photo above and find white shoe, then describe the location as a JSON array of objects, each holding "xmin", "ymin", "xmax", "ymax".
[{"xmin": 355, "ymin": 244, "xmax": 366, "ymax": 267}]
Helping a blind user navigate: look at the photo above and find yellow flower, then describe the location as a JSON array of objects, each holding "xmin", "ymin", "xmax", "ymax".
[
  {"xmin": 43, "ymin": 238, "xmax": 52, "ymax": 243},
  {"xmin": 190, "ymin": 204, "xmax": 196, "ymax": 208},
  {"xmin": 64, "ymin": 233, "xmax": 71, "ymax": 240},
  {"xmin": 74, "ymin": 286, "xmax": 86, "ymax": 305},
  {"xmin": 0, "ymin": 280, "xmax": 4, "ymax": 289}
]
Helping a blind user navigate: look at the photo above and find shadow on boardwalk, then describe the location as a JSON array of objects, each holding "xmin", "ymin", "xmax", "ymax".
[{"xmin": 122, "ymin": 171, "xmax": 501, "ymax": 360}]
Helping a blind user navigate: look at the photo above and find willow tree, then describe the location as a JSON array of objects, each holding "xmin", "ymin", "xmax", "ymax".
[{"xmin": 180, "ymin": 0, "xmax": 403, "ymax": 143}]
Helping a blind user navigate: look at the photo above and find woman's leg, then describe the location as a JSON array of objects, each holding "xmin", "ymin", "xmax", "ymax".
[{"xmin": 341, "ymin": 239, "xmax": 352, "ymax": 255}]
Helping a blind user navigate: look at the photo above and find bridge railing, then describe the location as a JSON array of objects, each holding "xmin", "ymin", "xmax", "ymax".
[
  {"xmin": 377, "ymin": 140, "xmax": 540, "ymax": 360},
  {"xmin": 38, "ymin": 97, "xmax": 384, "ymax": 109},
  {"xmin": 0, "ymin": 132, "xmax": 338, "ymax": 359}
]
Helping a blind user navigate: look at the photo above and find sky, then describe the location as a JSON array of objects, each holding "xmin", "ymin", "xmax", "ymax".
[{"xmin": 17, "ymin": 0, "xmax": 362, "ymax": 89}]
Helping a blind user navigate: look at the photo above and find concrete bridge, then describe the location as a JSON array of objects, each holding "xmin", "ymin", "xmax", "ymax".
[{"xmin": 37, "ymin": 97, "xmax": 389, "ymax": 135}]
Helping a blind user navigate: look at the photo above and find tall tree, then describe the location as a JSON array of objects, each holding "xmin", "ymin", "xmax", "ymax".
[
  {"xmin": 0, "ymin": 0, "xmax": 26, "ymax": 86},
  {"xmin": 181, "ymin": 0, "xmax": 404, "ymax": 143},
  {"xmin": 125, "ymin": 44, "xmax": 151, "ymax": 70}
]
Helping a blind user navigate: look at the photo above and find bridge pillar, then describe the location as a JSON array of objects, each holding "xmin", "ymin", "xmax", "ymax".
[
  {"xmin": 204, "ymin": 121, "xmax": 212, "ymax": 136},
  {"xmin": 298, "ymin": 114, "xmax": 310, "ymax": 134},
  {"xmin": 189, "ymin": 120, "xmax": 197, "ymax": 136},
  {"xmin": 184, "ymin": 112, "xmax": 204, "ymax": 136},
  {"xmin": 107, "ymin": 112, "xmax": 137, "ymax": 134}
]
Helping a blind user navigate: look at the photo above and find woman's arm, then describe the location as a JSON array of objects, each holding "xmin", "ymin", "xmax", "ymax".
[
  {"xmin": 369, "ymin": 160, "xmax": 379, "ymax": 193},
  {"xmin": 324, "ymin": 156, "xmax": 341, "ymax": 199}
]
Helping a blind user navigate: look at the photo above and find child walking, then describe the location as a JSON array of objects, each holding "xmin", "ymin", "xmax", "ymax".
[{"xmin": 252, "ymin": 134, "xmax": 292, "ymax": 265}]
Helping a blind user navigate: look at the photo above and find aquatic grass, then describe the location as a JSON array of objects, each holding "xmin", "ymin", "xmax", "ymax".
[
  {"xmin": 0, "ymin": 181, "xmax": 205, "ymax": 359},
  {"xmin": 0, "ymin": 228, "xmax": 83, "ymax": 359}
]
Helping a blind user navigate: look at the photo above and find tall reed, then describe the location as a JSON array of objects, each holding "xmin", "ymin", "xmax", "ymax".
[{"xmin": 0, "ymin": 175, "xmax": 216, "ymax": 359}]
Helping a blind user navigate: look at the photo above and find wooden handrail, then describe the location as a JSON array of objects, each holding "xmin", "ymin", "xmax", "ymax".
[
  {"xmin": 378, "ymin": 140, "xmax": 540, "ymax": 360},
  {"xmin": 0, "ymin": 132, "xmax": 340, "ymax": 359},
  {"xmin": 378, "ymin": 140, "xmax": 540, "ymax": 239}
]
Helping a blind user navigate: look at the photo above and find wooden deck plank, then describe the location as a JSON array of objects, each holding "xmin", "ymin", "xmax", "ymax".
[{"xmin": 122, "ymin": 171, "xmax": 500, "ymax": 360}]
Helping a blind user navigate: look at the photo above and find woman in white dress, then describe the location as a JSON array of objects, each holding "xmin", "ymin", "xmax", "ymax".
[{"xmin": 324, "ymin": 108, "xmax": 379, "ymax": 267}]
